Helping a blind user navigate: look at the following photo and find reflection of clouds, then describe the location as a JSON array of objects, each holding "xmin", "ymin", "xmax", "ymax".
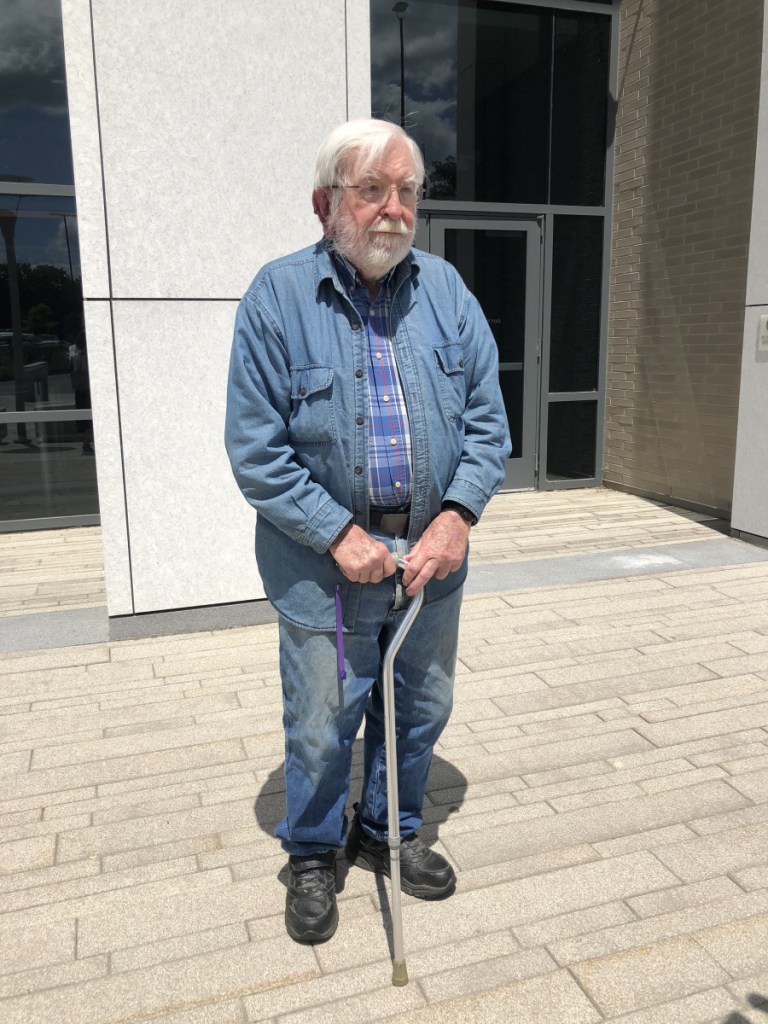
[
  {"xmin": 0, "ymin": 0, "xmax": 67, "ymax": 113},
  {"xmin": 12, "ymin": 213, "xmax": 80, "ymax": 276},
  {"xmin": 371, "ymin": 1, "xmax": 458, "ymax": 168}
]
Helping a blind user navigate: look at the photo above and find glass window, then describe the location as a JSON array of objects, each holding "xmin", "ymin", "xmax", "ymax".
[
  {"xmin": 371, "ymin": 0, "xmax": 610, "ymax": 206},
  {"xmin": 0, "ymin": 1, "xmax": 75, "ymax": 186},
  {"xmin": 1, "ymin": 195, "xmax": 95, "ymax": 522},
  {"xmin": 550, "ymin": 215, "xmax": 603, "ymax": 392},
  {"xmin": 550, "ymin": 12, "xmax": 610, "ymax": 205},
  {"xmin": 546, "ymin": 400, "xmax": 597, "ymax": 480}
]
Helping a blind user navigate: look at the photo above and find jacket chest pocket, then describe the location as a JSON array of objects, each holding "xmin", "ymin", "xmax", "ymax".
[
  {"xmin": 434, "ymin": 344, "xmax": 467, "ymax": 422},
  {"xmin": 288, "ymin": 365, "xmax": 336, "ymax": 446}
]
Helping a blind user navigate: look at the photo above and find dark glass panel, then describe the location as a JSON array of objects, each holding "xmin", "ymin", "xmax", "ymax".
[
  {"xmin": 444, "ymin": 227, "xmax": 526, "ymax": 459},
  {"xmin": 550, "ymin": 215, "xmax": 603, "ymax": 392},
  {"xmin": 0, "ymin": 419, "xmax": 97, "ymax": 520},
  {"xmin": 0, "ymin": 1, "xmax": 74, "ymax": 185},
  {"xmin": 370, "ymin": 1, "xmax": 551, "ymax": 204},
  {"xmin": 546, "ymin": 401, "xmax": 597, "ymax": 480},
  {"xmin": 0, "ymin": 194, "xmax": 94, "ymax": 520},
  {"xmin": 550, "ymin": 12, "xmax": 610, "ymax": 205}
]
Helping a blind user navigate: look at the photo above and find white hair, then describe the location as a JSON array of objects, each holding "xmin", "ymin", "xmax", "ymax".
[{"xmin": 314, "ymin": 118, "xmax": 425, "ymax": 189}]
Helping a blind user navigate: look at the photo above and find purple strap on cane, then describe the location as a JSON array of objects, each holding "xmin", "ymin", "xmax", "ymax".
[{"xmin": 335, "ymin": 584, "xmax": 347, "ymax": 681}]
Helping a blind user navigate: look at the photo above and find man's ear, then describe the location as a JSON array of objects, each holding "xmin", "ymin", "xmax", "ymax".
[{"xmin": 312, "ymin": 188, "xmax": 332, "ymax": 234}]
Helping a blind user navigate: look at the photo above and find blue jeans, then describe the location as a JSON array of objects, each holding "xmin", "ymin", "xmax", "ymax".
[{"xmin": 274, "ymin": 533, "xmax": 462, "ymax": 856}]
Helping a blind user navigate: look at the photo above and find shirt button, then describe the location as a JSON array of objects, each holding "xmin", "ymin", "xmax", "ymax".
[
  {"xmin": 395, "ymin": 481, "xmax": 402, "ymax": 489},
  {"xmin": 375, "ymin": 352, "xmax": 382, "ymax": 359},
  {"xmin": 383, "ymin": 395, "xmax": 390, "ymax": 403},
  {"xmin": 355, "ymin": 466, "xmax": 363, "ymax": 475},
  {"xmin": 356, "ymin": 416, "xmax": 364, "ymax": 426},
  {"xmin": 390, "ymin": 437, "xmax": 397, "ymax": 446},
  {"xmin": 355, "ymin": 369, "xmax": 363, "ymax": 378}
]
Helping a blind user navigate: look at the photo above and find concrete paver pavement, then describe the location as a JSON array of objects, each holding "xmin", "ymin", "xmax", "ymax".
[{"xmin": 1, "ymin": 488, "xmax": 768, "ymax": 1022}]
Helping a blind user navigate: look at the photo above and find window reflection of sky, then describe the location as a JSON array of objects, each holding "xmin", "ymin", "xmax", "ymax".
[
  {"xmin": 0, "ymin": 0, "xmax": 74, "ymax": 185},
  {"xmin": 0, "ymin": 195, "xmax": 81, "ymax": 278},
  {"xmin": 371, "ymin": 0, "xmax": 459, "ymax": 176}
]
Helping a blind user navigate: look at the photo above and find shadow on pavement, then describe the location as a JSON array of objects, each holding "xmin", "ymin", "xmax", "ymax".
[
  {"xmin": 253, "ymin": 743, "xmax": 468, "ymax": 898},
  {"xmin": 722, "ymin": 994, "xmax": 768, "ymax": 1022}
]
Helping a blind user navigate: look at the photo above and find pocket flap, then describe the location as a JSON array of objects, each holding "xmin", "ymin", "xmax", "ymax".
[
  {"xmin": 290, "ymin": 366, "xmax": 334, "ymax": 400},
  {"xmin": 434, "ymin": 344, "xmax": 465, "ymax": 375}
]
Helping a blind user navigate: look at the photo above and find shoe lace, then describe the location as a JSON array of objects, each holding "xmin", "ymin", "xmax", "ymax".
[{"xmin": 293, "ymin": 866, "xmax": 334, "ymax": 895}]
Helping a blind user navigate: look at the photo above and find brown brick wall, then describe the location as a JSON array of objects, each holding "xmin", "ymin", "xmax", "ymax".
[{"xmin": 604, "ymin": 0, "xmax": 763, "ymax": 515}]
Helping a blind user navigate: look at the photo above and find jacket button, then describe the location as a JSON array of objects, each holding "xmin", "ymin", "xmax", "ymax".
[
  {"xmin": 459, "ymin": 359, "xmax": 464, "ymax": 368},
  {"xmin": 356, "ymin": 416, "xmax": 364, "ymax": 425},
  {"xmin": 355, "ymin": 369, "xmax": 363, "ymax": 378},
  {"xmin": 355, "ymin": 465, "xmax": 363, "ymax": 475},
  {"xmin": 351, "ymin": 322, "xmax": 361, "ymax": 330},
  {"xmin": 299, "ymin": 386, "xmax": 307, "ymax": 397}
]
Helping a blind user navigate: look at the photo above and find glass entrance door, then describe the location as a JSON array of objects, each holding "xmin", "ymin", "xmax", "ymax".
[{"xmin": 427, "ymin": 218, "xmax": 542, "ymax": 490}]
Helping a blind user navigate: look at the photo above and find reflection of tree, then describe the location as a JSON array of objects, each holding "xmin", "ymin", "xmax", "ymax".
[
  {"xmin": 0, "ymin": 263, "xmax": 82, "ymax": 341},
  {"xmin": 427, "ymin": 155, "xmax": 457, "ymax": 198}
]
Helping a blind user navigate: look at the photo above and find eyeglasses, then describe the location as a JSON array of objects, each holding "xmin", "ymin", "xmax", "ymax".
[{"xmin": 331, "ymin": 181, "xmax": 425, "ymax": 207}]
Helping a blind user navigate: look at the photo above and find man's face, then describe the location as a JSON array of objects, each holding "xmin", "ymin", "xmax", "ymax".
[{"xmin": 327, "ymin": 139, "xmax": 418, "ymax": 281}]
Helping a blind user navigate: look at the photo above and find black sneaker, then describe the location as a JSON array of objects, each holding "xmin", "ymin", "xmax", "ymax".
[
  {"xmin": 285, "ymin": 853, "xmax": 338, "ymax": 943},
  {"xmin": 345, "ymin": 814, "xmax": 456, "ymax": 900}
]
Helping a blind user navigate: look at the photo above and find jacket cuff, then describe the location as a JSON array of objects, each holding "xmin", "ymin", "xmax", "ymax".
[{"xmin": 298, "ymin": 498, "xmax": 353, "ymax": 554}]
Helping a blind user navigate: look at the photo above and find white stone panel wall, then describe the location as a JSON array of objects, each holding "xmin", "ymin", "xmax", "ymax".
[{"xmin": 62, "ymin": 0, "xmax": 371, "ymax": 615}]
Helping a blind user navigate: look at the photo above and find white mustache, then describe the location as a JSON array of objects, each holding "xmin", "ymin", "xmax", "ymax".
[{"xmin": 371, "ymin": 219, "xmax": 409, "ymax": 235}]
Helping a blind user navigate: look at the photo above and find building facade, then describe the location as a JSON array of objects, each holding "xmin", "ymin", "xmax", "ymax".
[{"xmin": 1, "ymin": 0, "xmax": 766, "ymax": 631}]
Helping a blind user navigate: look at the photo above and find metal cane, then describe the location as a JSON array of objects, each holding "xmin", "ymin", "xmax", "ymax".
[{"xmin": 381, "ymin": 554, "xmax": 424, "ymax": 987}]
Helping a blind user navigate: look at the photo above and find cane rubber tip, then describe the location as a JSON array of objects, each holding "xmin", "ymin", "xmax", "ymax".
[{"xmin": 392, "ymin": 960, "xmax": 409, "ymax": 986}]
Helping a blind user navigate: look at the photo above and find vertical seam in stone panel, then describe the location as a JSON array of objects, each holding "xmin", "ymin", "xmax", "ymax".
[
  {"xmin": 88, "ymin": 0, "xmax": 136, "ymax": 615},
  {"xmin": 344, "ymin": 0, "xmax": 350, "ymax": 121}
]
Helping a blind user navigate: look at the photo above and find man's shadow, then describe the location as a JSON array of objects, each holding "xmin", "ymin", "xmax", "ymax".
[
  {"xmin": 253, "ymin": 741, "xmax": 467, "ymax": 950},
  {"xmin": 722, "ymin": 995, "xmax": 768, "ymax": 1023}
]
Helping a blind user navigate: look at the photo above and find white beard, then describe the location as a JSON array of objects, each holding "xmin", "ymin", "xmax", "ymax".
[{"xmin": 328, "ymin": 210, "xmax": 414, "ymax": 280}]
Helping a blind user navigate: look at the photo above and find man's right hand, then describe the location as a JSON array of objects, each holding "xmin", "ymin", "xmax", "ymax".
[{"xmin": 329, "ymin": 524, "xmax": 396, "ymax": 585}]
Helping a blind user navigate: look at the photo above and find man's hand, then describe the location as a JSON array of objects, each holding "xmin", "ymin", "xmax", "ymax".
[
  {"xmin": 401, "ymin": 510, "xmax": 470, "ymax": 596},
  {"xmin": 330, "ymin": 524, "xmax": 397, "ymax": 584}
]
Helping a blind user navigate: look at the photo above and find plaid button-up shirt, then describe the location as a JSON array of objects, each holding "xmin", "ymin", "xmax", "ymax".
[{"xmin": 333, "ymin": 253, "xmax": 413, "ymax": 509}]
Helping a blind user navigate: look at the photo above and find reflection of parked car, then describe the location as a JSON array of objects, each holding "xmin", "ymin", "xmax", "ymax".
[{"xmin": 0, "ymin": 332, "xmax": 71, "ymax": 379}]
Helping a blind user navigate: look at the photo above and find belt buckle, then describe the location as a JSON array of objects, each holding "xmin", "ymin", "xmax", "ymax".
[{"xmin": 378, "ymin": 512, "xmax": 409, "ymax": 536}]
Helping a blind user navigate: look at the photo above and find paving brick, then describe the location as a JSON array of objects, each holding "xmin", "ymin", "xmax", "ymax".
[
  {"xmin": 267, "ymin": 981, "xmax": 426, "ymax": 1024},
  {"xmin": 143, "ymin": 1000, "xmax": 247, "ymax": 1024},
  {"xmin": 549, "ymin": 890, "xmax": 768, "ymax": 966},
  {"xmin": 732, "ymin": 864, "xmax": 768, "ymax": 890},
  {"xmin": 481, "ymin": 728, "xmax": 653, "ymax": 768},
  {"xmin": 328, "ymin": 970, "xmax": 601, "ymax": 1024},
  {"xmin": 0, "ymin": 940, "xmax": 316, "ymax": 1024},
  {"xmin": 0, "ymin": 750, "xmax": 31, "ymax": 776},
  {"xmin": 727, "ymin": 766, "xmax": 768, "ymax": 802},
  {"xmin": 77, "ymin": 876, "xmax": 285, "ymax": 957},
  {"xmin": 0, "ymin": 916, "xmax": 75, "ymax": 975},
  {"xmin": 591, "ymin": 823, "xmax": 698, "ymax": 857},
  {"xmin": 602, "ymin": 987, "xmax": 737, "ymax": 1024},
  {"xmin": 653, "ymin": 820, "xmax": 768, "ymax": 882},
  {"xmin": 626, "ymin": 877, "xmax": 743, "ymax": 918},
  {"xmin": 513, "ymin": 901, "xmax": 637, "ymax": 948},
  {"xmin": 694, "ymin": 912, "xmax": 768, "ymax": 978},
  {"xmin": 419, "ymin": 948, "xmax": 556, "ymax": 1003},
  {"xmin": 0, "ymin": 955, "xmax": 109, "ymax": 1001},
  {"xmin": 0, "ymin": 856, "xmax": 100, "ymax": 894},
  {"xmin": 103, "ymin": 834, "xmax": 221, "ymax": 872},
  {"xmin": 0, "ymin": 834, "xmax": 55, "ymax": 875},
  {"xmin": 57, "ymin": 797, "xmax": 261, "ymax": 861},
  {"xmin": 444, "ymin": 781, "xmax": 747, "ymax": 868},
  {"xmin": 111, "ymin": 922, "xmax": 249, "ymax": 973},
  {"xmin": 688, "ymin": 801, "xmax": 768, "ymax": 836},
  {"xmin": 571, "ymin": 936, "xmax": 730, "ymax": 1015}
]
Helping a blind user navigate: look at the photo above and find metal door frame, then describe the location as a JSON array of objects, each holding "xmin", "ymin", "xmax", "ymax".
[{"xmin": 421, "ymin": 214, "xmax": 543, "ymax": 491}]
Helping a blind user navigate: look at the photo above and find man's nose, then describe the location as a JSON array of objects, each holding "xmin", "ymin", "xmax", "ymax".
[{"xmin": 381, "ymin": 185, "xmax": 404, "ymax": 216}]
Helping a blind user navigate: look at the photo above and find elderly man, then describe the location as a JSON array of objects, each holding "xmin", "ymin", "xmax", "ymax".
[{"xmin": 225, "ymin": 119, "xmax": 510, "ymax": 944}]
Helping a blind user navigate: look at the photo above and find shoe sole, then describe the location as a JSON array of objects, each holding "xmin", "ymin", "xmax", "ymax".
[
  {"xmin": 347, "ymin": 848, "xmax": 456, "ymax": 901},
  {"xmin": 285, "ymin": 906, "xmax": 339, "ymax": 944}
]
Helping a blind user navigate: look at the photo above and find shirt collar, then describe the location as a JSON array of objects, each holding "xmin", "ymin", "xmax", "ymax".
[{"xmin": 314, "ymin": 238, "xmax": 419, "ymax": 297}]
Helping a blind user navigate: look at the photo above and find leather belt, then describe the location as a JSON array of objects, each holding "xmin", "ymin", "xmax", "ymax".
[{"xmin": 369, "ymin": 510, "xmax": 410, "ymax": 536}]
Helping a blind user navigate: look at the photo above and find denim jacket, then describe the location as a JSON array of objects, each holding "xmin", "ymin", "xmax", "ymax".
[{"xmin": 225, "ymin": 240, "xmax": 511, "ymax": 631}]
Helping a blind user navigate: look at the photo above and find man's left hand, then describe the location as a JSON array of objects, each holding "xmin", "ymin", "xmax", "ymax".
[{"xmin": 401, "ymin": 510, "xmax": 470, "ymax": 596}]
